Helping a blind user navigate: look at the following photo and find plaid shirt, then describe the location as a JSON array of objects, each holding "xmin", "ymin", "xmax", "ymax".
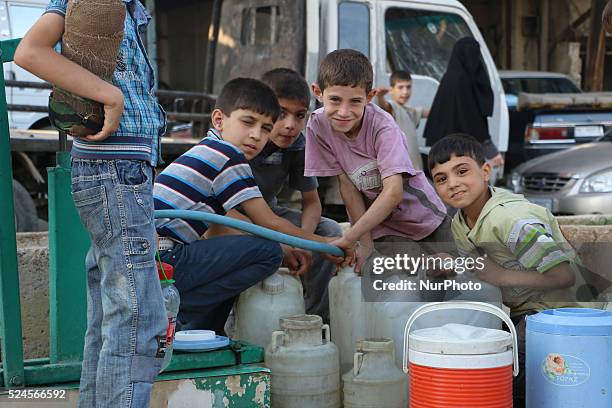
[{"xmin": 45, "ymin": 0, "xmax": 166, "ymax": 165}]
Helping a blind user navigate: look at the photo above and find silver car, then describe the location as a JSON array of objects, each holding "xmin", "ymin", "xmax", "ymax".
[{"xmin": 508, "ymin": 132, "xmax": 612, "ymax": 215}]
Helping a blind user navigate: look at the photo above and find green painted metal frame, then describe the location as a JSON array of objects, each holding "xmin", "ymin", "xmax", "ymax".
[
  {"xmin": 0, "ymin": 38, "xmax": 267, "ymax": 389},
  {"xmin": 0, "ymin": 38, "xmax": 26, "ymax": 388},
  {"xmin": 48, "ymin": 151, "xmax": 89, "ymax": 363},
  {"xmin": 0, "ymin": 38, "xmax": 89, "ymax": 388},
  {"xmin": 0, "ymin": 341, "xmax": 266, "ymax": 387}
]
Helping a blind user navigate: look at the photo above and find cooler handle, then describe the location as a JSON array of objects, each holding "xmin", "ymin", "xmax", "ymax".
[{"xmin": 402, "ymin": 301, "xmax": 518, "ymax": 377}]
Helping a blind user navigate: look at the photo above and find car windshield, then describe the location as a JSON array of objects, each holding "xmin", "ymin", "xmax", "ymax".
[
  {"xmin": 502, "ymin": 77, "xmax": 581, "ymax": 95},
  {"xmin": 385, "ymin": 8, "xmax": 473, "ymax": 81}
]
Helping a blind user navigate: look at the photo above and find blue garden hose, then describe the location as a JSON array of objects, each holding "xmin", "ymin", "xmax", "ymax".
[{"xmin": 154, "ymin": 209, "xmax": 345, "ymax": 257}]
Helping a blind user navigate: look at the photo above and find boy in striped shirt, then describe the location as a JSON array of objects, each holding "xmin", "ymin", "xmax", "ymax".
[
  {"xmin": 428, "ymin": 133, "xmax": 587, "ymax": 408},
  {"xmin": 154, "ymin": 78, "xmax": 339, "ymax": 334}
]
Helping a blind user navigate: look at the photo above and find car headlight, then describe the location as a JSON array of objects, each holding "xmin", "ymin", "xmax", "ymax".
[
  {"xmin": 510, "ymin": 172, "xmax": 523, "ymax": 193},
  {"xmin": 579, "ymin": 169, "xmax": 612, "ymax": 193}
]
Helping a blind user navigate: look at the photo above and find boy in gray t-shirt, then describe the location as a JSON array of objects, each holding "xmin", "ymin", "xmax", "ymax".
[
  {"xmin": 376, "ymin": 70, "xmax": 428, "ymax": 171},
  {"xmin": 250, "ymin": 68, "xmax": 341, "ymax": 322}
]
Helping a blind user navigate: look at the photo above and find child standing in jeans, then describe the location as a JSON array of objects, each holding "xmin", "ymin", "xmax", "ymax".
[{"xmin": 16, "ymin": 2, "xmax": 167, "ymax": 406}]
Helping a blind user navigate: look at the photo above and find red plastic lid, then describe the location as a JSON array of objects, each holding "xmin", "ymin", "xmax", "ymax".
[{"xmin": 157, "ymin": 262, "xmax": 174, "ymax": 281}]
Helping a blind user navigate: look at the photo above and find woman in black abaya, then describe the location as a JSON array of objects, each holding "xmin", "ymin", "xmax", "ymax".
[{"xmin": 423, "ymin": 37, "xmax": 504, "ymax": 169}]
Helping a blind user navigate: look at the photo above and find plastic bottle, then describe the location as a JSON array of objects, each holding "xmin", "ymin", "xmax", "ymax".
[{"xmin": 157, "ymin": 261, "xmax": 180, "ymax": 371}]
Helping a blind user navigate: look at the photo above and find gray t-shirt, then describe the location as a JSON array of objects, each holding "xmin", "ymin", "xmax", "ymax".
[
  {"xmin": 249, "ymin": 134, "xmax": 318, "ymax": 206},
  {"xmin": 388, "ymin": 100, "xmax": 424, "ymax": 171}
]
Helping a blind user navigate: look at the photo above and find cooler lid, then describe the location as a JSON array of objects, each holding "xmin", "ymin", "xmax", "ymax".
[
  {"xmin": 173, "ymin": 330, "xmax": 230, "ymax": 352},
  {"xmin": 526, "ymin": 308, "xmax": 612, "ymax": 336},
  {"xmin": 410, "ymin": 323, "xmax": 512, "ymax": 355}
]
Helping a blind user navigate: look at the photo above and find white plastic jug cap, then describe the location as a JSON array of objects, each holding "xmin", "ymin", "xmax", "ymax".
[
  {"xmin": 262, "ymin": 273, "xmax": 285, "ymax": 294},
  {"xmin": 175, "ymin": 330, "xmax": 216, "ymax": 342},
  {"xmin": 409, "ymin": 323, "xmax": 512, "ymax": 355}
]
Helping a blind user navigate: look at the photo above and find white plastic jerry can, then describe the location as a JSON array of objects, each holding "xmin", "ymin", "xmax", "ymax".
[
  {"xmin": 343, "ymin": 338, "xmax": 407, "ymax": 408},
  {"xmin": 265, "ymin": 314, "xmax": 340, "ymax": 408},
  {"xmin": 328, "ymin": 266, "xmax": 369, "ymax": 375},
  {"xmin": 234, "ymin": 269, "xmax": 305, "ymax": 347}
]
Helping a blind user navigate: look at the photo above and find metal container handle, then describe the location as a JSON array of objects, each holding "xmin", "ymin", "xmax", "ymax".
[
  {"xmin": 402, "ymin": 301, "xmax": 518, "ymax": 377},
  {"xmin": 322, "ymin": 324, "xmax": 331, "ymax": 343},
  {"xmin": 353, "ymin": 351, "xmax": 364, "ymax": 376},
  {"xmin": 271, "ymin": 330, "xmax": 285, "ymax": 352}
]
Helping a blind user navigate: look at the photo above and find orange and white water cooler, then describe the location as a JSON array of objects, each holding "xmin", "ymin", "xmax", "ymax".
[{"xmin": 403, "ymin": 302, "xmax": 519, "ymax": 408}]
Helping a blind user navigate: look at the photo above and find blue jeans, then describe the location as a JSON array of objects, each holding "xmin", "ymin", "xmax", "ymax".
[
  {"xmin": 271, "ymin": 206, "xmax": 342, "ymax": 322},
  {"xmin": 159, "ymin": 235, "xmax": 283, "ymax": 333},
  {"xmin": 71, "ymin": 159, "xmax": 167, "ymax": 408}
]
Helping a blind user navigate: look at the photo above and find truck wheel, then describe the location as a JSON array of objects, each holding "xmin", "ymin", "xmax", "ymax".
[{"xmin": 12, "ymin": 179, "xmax": 39, "ymax": 232}]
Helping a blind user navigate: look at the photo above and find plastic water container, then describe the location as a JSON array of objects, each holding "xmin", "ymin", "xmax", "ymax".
[
  {"xmin": 526, "ymin": 308, "xmax": 612, "ymax": 408},
  {"xmin": 157, "ymin": 261, "xmax": 180, "ymax": 371},
  {"xmin": 404, "ymin": 302, "xmax": 518, "ymax": 408},
  {"xmin": 343, "ymin": 338, "xmax": 406, "ymax": 408},
  {"xmin": 265, "ymin": 314, "xmax": 340, "ymax": 407},
  {"xmin": 329, "ymin": 266, "xmax": 369, "ymax": 375},
  {"xmin": 234, "ymin": 269, "xmax": 305, "ymax": 347}
]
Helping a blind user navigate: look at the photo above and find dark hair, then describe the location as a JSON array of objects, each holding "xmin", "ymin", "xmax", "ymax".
[
  {"xmin": 390, "ymin": 70, "xmax": 412, "ymax": 86},
  {"xmin": 317, "ymin": 49, "xmax": 373, "ymax": 93},
  {"xmin": 215, "ymin": 77, "xmax": 281, "ymax": 122},
  {"xmin": 261, "ymin": 68, "xmax": 310, "ymax": 108},
  {"xmin": 428, "ymin": 133, "xmax": 486, "ymax": 170}
]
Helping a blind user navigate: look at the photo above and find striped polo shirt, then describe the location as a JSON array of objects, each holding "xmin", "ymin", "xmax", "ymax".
[
  {"xmin": 45, "ymin": 0, "xmax": 166, "ymax": 165},
  {"xmin": 153, "ymin": 130, "xmax": 262, "ymax": 243}
]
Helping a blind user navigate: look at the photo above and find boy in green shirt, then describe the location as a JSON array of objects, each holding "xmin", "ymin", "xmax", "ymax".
[{"xmin": 427, "ymin": 133, "xmax": 589, "ymax": 407}]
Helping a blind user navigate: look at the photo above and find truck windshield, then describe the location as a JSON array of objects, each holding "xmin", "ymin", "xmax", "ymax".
[
  {"xmin": 385, "ymin": 8, "xmax": 473, "ymax": 81},
  {"xmin": 501, "ymin": 77, "xmax": 581, "ymax": 95}
]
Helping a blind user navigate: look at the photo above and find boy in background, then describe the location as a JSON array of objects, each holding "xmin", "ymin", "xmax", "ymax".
[
  {"xmin": 15, "ymin": 2, "xmax": 167, "ymax": 406},
  {"xmin": 376, "ymin": 70, "xmax": 428, "ymax": 171},
  {"xmin": 155, "ymin": 78, "xmax": 339, "ymax": 334},
  {"xmin": 428, "ymin": 133, "xmax": 593, "ymax": 408},
  {"xmin": 248, "ymin": 68, "xmax": 342, "ymax": 322}
]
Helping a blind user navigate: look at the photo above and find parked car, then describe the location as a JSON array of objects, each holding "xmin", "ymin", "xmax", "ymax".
[
  {"xmin": 507, "ymin": 131, "xmax": 612, "ymax": 215},
  {"xmin": 500, "ymin": 70, "xmax": 581, "ymax": 110},
  {"xmin": 499, "ymin": 71, "xmax": 612, "ymax": 172}
]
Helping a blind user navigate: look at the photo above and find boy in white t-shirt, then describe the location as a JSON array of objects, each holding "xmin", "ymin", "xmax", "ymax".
[{"xmin": 376, "ymin": 70, "xmax": 428, "ymax": 171}]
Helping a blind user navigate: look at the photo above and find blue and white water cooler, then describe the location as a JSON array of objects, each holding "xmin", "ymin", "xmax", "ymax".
[{"xmin": 526, "ymin": 308, "xmax": 612, "ymax": 408}]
